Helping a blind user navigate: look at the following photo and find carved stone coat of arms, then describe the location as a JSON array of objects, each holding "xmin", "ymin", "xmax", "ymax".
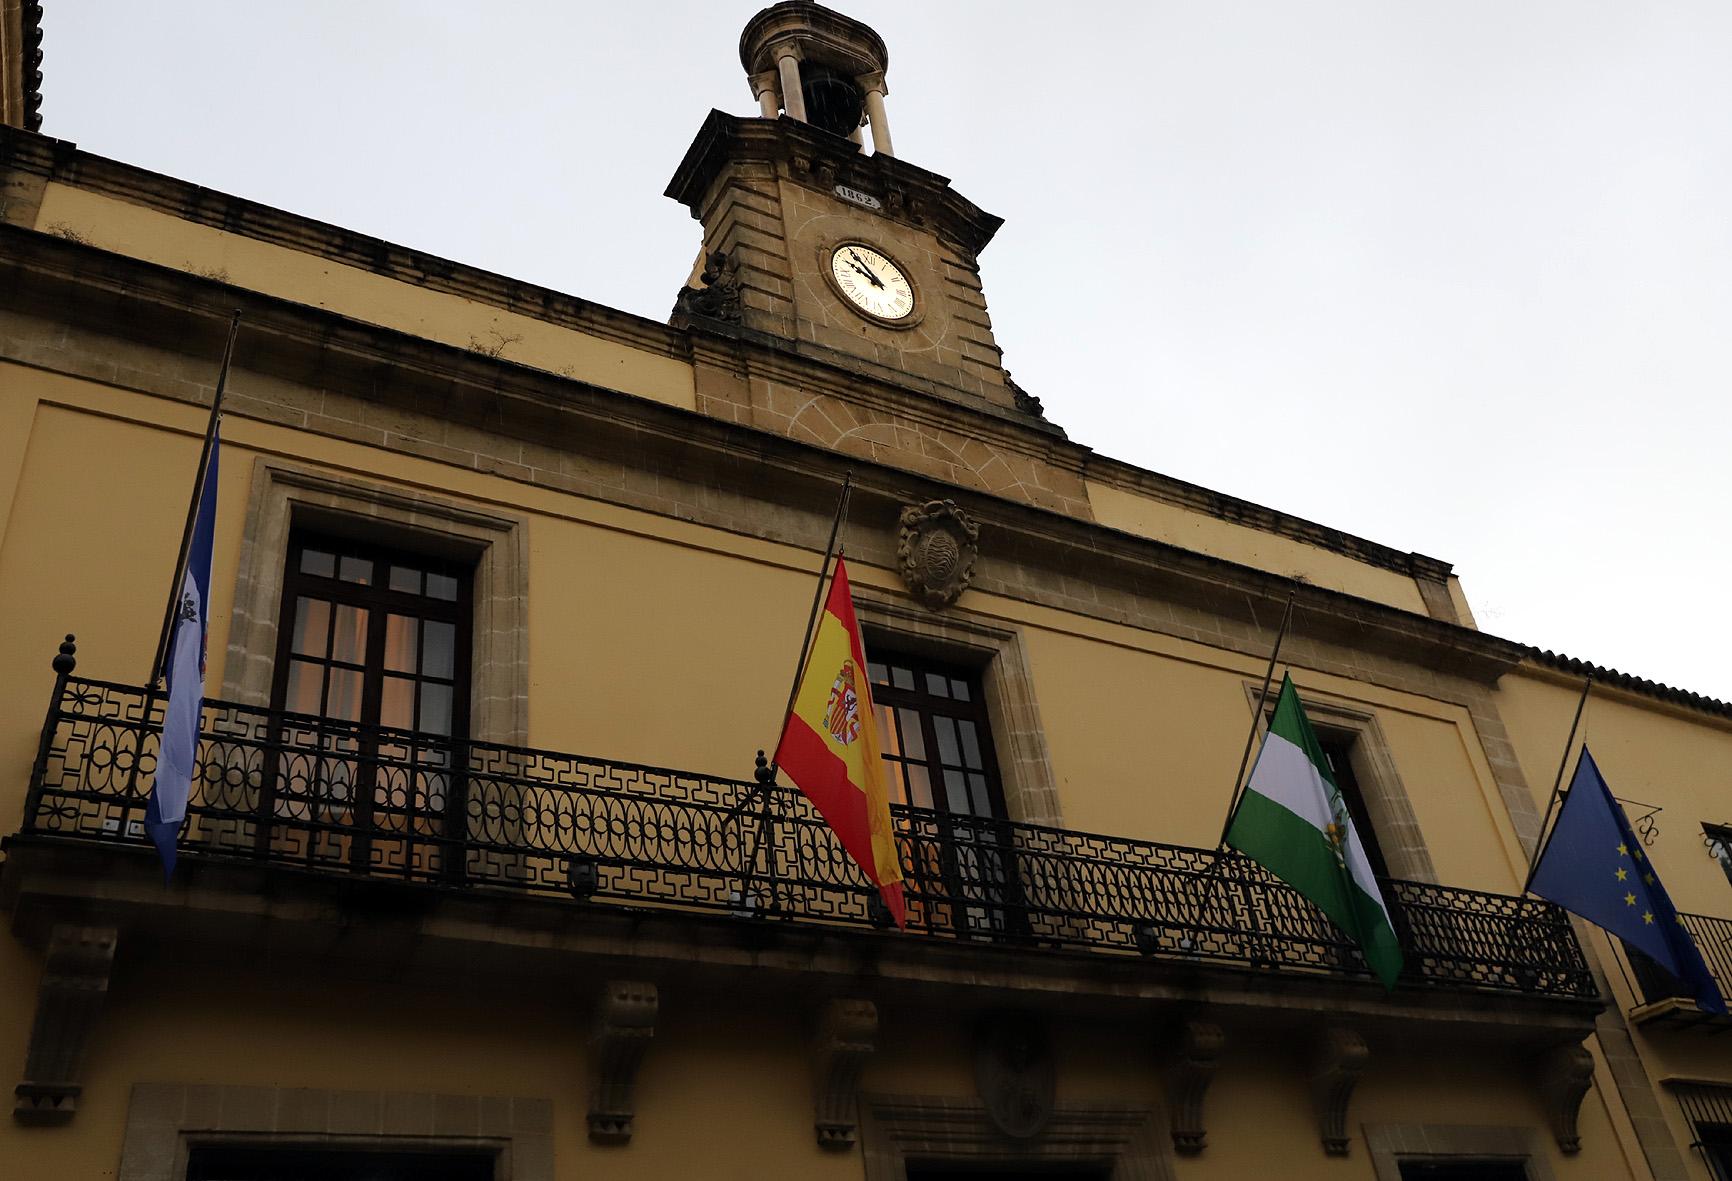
[{"xmin": 897, "ymin": 500, "xmax": 979, "ymax": 610}]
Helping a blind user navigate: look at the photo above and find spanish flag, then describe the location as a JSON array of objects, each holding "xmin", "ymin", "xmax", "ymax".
[{"xmin": 775, "ymin": 558, "xmax": 907, "ymax": 928}]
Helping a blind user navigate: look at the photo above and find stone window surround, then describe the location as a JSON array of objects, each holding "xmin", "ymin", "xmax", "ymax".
[
  {"xmin": 117, "ymin": 1083, "xmax": 553, "ymax": 1181},
  {"xmin": 854, "ymin": 594, "xmax": 1061, "ymax": 828},
  {"xmin": 1242, "ymin": 680, "xmax": 1438, "ymax": 884},
  {"xmin": 221, "ymin": 458, "xmax": 529, "ymax": 746},
  {"xmin": 858, "ymin": 1094, "xmax": 1171, "ymax": 1181},
  {"xmin": 1364, "ymin": 1122, "xmax": 1555, "ymax": 1181}
]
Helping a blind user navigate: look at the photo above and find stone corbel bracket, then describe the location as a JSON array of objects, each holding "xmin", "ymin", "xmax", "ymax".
[
  {"xmin": 588, "ymin": 980, "xmax": 658, "ymax": 1145},
  {"xmin": 14, "ymin": 925, "xmax": 118, "ymax": 1125},
  {"xmin": 1164, "ymin": 1018, "xmax": 1224, "ymax": 1155},
  {"xmin": 1310, "ymin": 1026, "xmax": 1369, "ymax": 1156},
  {"xmin": 813, "ymin": 998, "xmax": 878, "ymax": 1149},
  {"xmin": 1539, "ymin": 1040, "xmax": 1594, "ymax": 1154}
]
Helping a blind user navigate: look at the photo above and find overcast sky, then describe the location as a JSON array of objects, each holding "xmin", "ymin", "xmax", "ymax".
[{"xmin": 41, "ymin": 2, "xmax": 1732, "ymax": 699}]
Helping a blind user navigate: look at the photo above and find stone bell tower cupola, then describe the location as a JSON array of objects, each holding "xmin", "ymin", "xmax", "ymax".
[
  {"xmin": 740, "ymin": 2, "xmax": 893, "ymax": 154},
  {"xmin": 668, "ymin": 2, "xmax": 1036, "ymax": 421}
]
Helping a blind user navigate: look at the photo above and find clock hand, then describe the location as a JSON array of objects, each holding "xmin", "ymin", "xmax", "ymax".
[
  {"xmin": 847, "ymin": 250, "xmax": 889, "ymax": 286},
  {"xmin": 847, "ymin": 260, "xmax": 886, "ymax": 289}
]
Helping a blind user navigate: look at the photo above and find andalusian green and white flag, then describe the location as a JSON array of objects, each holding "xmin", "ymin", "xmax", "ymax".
[{"xmin": 1226, "ymin": 674, "xmax": 1403, "ymax": 989}]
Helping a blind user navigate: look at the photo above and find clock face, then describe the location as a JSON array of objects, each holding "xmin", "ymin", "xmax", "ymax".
[{"xmin": 830, "ymin": 244, "xmax": 915, "ymax": 321}]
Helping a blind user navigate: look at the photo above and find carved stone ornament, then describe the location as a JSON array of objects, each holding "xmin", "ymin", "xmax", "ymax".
[
  {"xmin": 672, "ymin": 249, "xmax": 743, "ymax": 324},
  {"xmin": 1538, "ymin": 1040, "xmax": 1594, "ymax": 1154},
  {"xmin": 1165, "ymin": 1018, "xmax": 1224, "ymax": 1155},
  {"xmin": 974, "ymin": 1012, "xmax": 1056, "ymax": 1140},
  {"xmin": 15, "ymin": 925, "xmax": 118, "ymax": 1125},
  {"xmin": 897, "ymin": 500, "xmax": 979, "ymax": 610},
  {"xmin": 813, "ymin": 998, "xmax": 878, "ymax": 1149},
  {"xmin": 588, "ymin": 980, "xmax": 658, "ymax": 1145},
  {"xmin": 1310, "ymin": 1026, "xmax": 1369, "ymax": 1156}
]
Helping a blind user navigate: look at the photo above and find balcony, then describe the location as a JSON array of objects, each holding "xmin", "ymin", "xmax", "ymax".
[
  {"xmin": 2, "ymin": 660, "xmax": 1599, "ymax": 1009},
  {"xmin": 1624, "ymin": 912, "xmax": 1732, "ymax": 1029}
]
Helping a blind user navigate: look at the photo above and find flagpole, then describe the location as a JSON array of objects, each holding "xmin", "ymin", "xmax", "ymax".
[
  {"xmin": 1189, "ymin": 584, "xmax": 1298, "ymax": 932},
  {"xmin": 1215, "ymin": 585, "xmax": 1299, "ymax": 848},
  {"xmin": 1520, "ymin": 672, "xmax": 1593, "ymax": 895},
  {"xmin": 148, "ymin": 311, "xmax": 241, "ymax": 687},
  {"xmin": 728, "ymin": 471, "xmax": 852, "ymax": 824}
]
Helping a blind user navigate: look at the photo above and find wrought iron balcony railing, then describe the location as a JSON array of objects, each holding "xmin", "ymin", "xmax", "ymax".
[
  {"xmin": 1625, "ymin": 911, "xmax": 1732, "ymax": 1012},
  {"xmin": 13, "ymin": 656, "xmax": 1597, "ymax": 1002}
]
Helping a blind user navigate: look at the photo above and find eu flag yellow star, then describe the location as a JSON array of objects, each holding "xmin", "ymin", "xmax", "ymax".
[
  {"xmin": 1615, "ymin": 867, "xmax": 1628, "ymax": 881},
  {"xmin": 1624, "ymin": 892, "xmax": 1637, "ymax": 906},
  {"xmin": 1643, "ymin": 912, "xmax": 1654, "ymax": 924}
]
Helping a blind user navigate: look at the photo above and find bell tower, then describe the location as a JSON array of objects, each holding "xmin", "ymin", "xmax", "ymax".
[{"xmin": 666, "ymin": 2, "xmax": 1020, "ymax": 414}]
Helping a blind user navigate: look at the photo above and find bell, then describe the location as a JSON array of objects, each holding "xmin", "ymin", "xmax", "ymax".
[{"xmin": 800, "ymin": 65, "xmax": 865, "ymax": 139}]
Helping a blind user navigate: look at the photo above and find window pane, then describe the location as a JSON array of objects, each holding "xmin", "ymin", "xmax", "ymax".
[
  {"xmin": 897, "ymin": 708, "xmax": 927, "ymax": 760},
  {"xmin": 958, "ymin": 720, "xmax": 983, "ymax": 769},
  {"xmin": 891, "ymin": 665, "xmax": 914, "ymax": 691},
  {"xmin": 384, "ymin": 614, "xmax": 419, "ymax": 673},
  {"xmin": 330, "ymin": 604, "xmax": 368, "ymax": 664},
  {"xmin": 291, "ymin": 596, "xmax": 330, "ymax": 657},
  {"xmin": 933, "ymin": 716, "xmax": 962, "ymax": 767},
  {"xmin": 422, "ymin": 620, "xmax": 456, "ymax": 680},
  {"xmin": 905, "ymin": 763, "xmax": 934, "ymax": 810},
  {"xmin": 425, "ymin": 572, "xmax": 459, "ymax": 601},
  {"xmin": 925, "ymin": 672, "xmax": 951, "ymax": 698},
  {"xmin": 325, "ymin": 667, "xmax": 364, "ymax": 721},
  {"xmin": 419, "ymin": 683, "xmax": 454, "ymax": 735},
  {"xmin": 943, "ymin": 768, "xmax": 970, "ymax": 814},
  {"xmin": 867, "ymin": 661, "xmax": 888, "ymax": 686},
  {"xmin": 388, "ymin": 565, "xmax": 422, "ymax": 594},
  {"xmin": 299, "ymin": 548, "xmax": 335, "ymax": 578},
  {"xmin": 380, "ymin": 675, "xmax": 415, "ymax": 729},
  {"xmin": 969, "ymin": 773, "xmax": 992, "ymax": 816},
  {"xmin": 951, "ymin": 678, "xmax": 971, "ymax": 701},
  {"xmin": 284, "ymin": 659, "xmax": 324, "ymax": 714},
  {"xmin": 876, "ymin": 703, "xmax": 899, "ymax": 757},
  {"xmin": 338, "ymin": 555, "xmax": 374, "ymax": 585}
]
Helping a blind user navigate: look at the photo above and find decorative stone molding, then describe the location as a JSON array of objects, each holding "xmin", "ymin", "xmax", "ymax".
[
  {"xmin": 897, "ymin": 500, "xmax": 979, "ymax": 610},
  {"xmin": 1538, "ymin": 1041, "xmax": 1594, "ymax": 1154},
  {"xmin": 974, "ymin": 1012, "xmax": 1055, "ymax": 1140},
  {"xmin": 813, "ymin": 998, "xmax": 878, "ymax": 1149},
  {"xmin": 14, "ymin": 925, "xmax": 118, "ymax": 1125},
  {"xmin": 858, "ymin": 1094, "xmax": 1172, "ymax": 1181},
  {"xmin": 673, "ymin": 249, "xmax": 743, "ymax": 324},
  {"xmin": 1164, "ymin": 1019, "xmax": 1223, "ymax": 1155},
  {"xmin": 588, "ymin": 981, "xmax": 658, "ymax": 1145},
  {"xmin": 1310, "ymin": 1026, "xmax": 1368, "ymax": 1156}
]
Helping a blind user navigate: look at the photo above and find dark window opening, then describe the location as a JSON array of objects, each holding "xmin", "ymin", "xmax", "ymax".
[
  {"xmin": 1315, "ymin": 728, "xmax": 1392, "ymax": 882},
  {"xmin": 186, "ymin": 1143, "xmax": 494, "ymax": 1181},
  {"xmin": 1397, "ymin": 1160, "xmax": 1528, "ymax": 1181},
  {"xmin": 1706, "ymin": 824, "xmax": 1732, "ymax": 891}
]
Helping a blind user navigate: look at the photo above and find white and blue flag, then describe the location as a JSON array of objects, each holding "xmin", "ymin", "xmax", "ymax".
[{"xmin": 145, "ymin": 430, "xmax": 220, "ymax": 878}]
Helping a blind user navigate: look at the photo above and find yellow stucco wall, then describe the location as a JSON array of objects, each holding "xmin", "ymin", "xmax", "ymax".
[
  {"xmin": 0, "ymin": 365, "xmax": 1658, "ymax": 1179},
  {"xmin": 31, "ymin": 184, "xmax": 696, "ymax": 413},
  {"xmin": 1085, "ymin": 480, "xmax": 1433, "ymax": 617}
]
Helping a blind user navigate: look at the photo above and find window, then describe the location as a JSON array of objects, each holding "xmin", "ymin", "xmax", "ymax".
[
  {"xmin": 1316, "ymin": 728, "xmax": 1392, "ymax": 881},
  {"xmin": 1397, "ymin": 1162, "xmax": 1528, "ymax": 1180},
  {"xmin": 1707, "ymin": 824, "xmax": 1732, "ymax": 890},
  {"xmin": 186, "ymin": 1144, "xmax": 494, "ymax": 1181},
  {"xmin": 906, "ymin": 1166, "xmax": 1110, "ymax": 1180},
  {"xmin": 264, "ymin": 531, "xmax": 473, "ymax": 876},
  {"xmin": 867, "ymin": 651, "xmax": 1012, "ymax": 935},
  {"xmin": 1672, "ymin": 1081, "xmax": 1732, "ymax": 1180}
]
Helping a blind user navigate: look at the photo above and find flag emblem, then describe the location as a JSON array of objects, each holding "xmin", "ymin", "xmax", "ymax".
[{"xmin": 825, "ymin": 660, "xmax": 862, "ymax": 745}]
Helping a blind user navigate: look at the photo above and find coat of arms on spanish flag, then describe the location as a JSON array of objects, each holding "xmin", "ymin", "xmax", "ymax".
[{"xmin": 775, "ymin": 558, "xmax": 907, "ymax": 928}]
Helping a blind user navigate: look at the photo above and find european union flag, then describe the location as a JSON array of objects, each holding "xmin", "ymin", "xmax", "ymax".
[{"xmin": 1530, "ymin": 747, "xmax": 1725, "ymax": 1013}]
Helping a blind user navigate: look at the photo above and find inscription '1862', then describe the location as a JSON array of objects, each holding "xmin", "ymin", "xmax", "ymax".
[{"xmin": 833, "ymin": 184, "xmax": 883, "ymax": 211}]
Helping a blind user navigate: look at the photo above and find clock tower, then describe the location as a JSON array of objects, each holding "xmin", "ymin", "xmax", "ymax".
[{"xmin": 666, "ymin": 2, "xmax": 1025, "ymax": 418}]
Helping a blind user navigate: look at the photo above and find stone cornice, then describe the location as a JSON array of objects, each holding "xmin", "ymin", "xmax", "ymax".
[
  {"xmin": 0, "ymin": 125, "xmax": 687, "ymax": 363},
  {"xmin": 1084, "ymin": 453, "xmax": 1457, "ymax": 584},
  {"xmin": 0, "ymin": 222, "xmax": 1531, "ymax": 686},
  {"xmin": 664, "ymin": 110, "xmax": 1004, "ymax": 259}
]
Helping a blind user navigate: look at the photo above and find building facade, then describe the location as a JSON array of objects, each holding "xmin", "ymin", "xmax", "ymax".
[{"xmin": 0, "ymin": 4, "xmax": 1728, "ymax": 1179}]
